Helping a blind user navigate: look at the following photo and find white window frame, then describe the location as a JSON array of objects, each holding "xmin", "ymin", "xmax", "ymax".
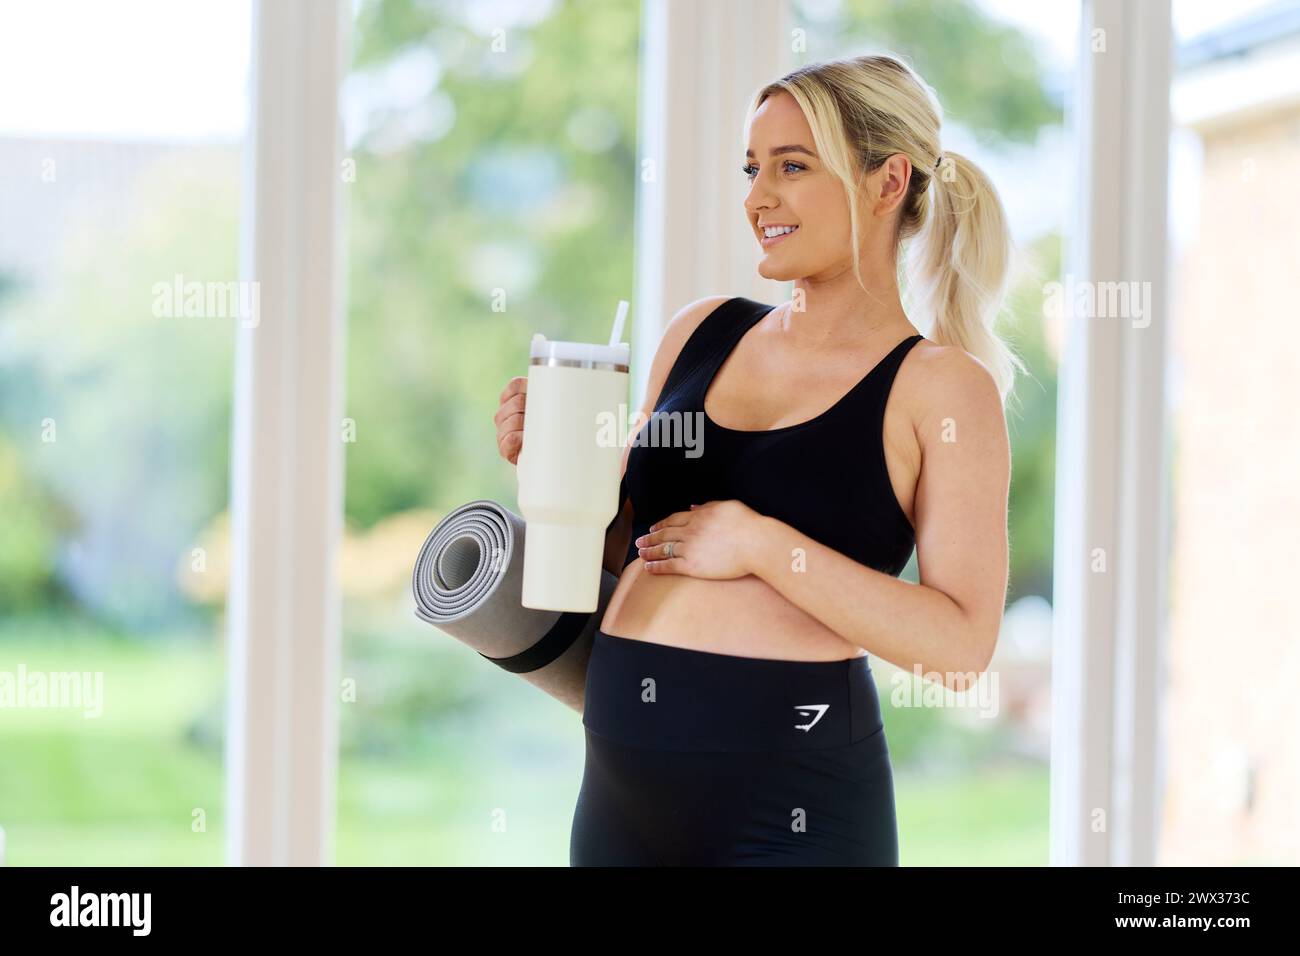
[
  {"xmin": 225, "ymin": 0, "xmax": 350, "ymax": 866},
  {"xmin": 1051, "ymin": 0, "xmax": 1172, "ymax": 866}
]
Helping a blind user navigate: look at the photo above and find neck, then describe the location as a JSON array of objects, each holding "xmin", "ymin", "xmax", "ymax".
[{"xmin": 779, "ymin": 258, "xmax": 912, "ymax": 349}]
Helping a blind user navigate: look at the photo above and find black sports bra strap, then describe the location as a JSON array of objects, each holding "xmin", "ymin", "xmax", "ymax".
[
  {"xmin": 657, "ymin": 298, "xmax": 771, "ymax": 402},
  {"xmin": 881, "ymin": 334, "xmax": 925, "ymax": 376},
  {"xmin": 862, "ymin": 334, "xmax": 925, "ymax": 415}
]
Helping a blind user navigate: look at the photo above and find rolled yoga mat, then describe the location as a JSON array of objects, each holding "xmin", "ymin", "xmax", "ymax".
[{"xmin": 412, "ymin": 498, "xmax": 619, "ymax": 714}]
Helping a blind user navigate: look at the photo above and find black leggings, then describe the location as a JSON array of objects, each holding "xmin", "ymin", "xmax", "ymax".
[{"xmin": 570, "ymin": 629, "xmax": 898, "ymax": 866}]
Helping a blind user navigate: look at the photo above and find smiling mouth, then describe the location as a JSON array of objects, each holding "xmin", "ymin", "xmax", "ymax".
[{"xmin": 759, "ymin": 225, "xmax": 799, "ymax": 249}]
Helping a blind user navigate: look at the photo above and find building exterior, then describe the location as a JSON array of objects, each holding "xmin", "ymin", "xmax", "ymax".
[{"xmin": 1162, "ymin": 1, "xmax": 1300, "ymax": 865}]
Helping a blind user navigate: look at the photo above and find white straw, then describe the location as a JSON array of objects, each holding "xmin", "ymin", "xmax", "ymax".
[{"xmin": 609, "ymin": 299, "xmax": 629, "ymax": 346}]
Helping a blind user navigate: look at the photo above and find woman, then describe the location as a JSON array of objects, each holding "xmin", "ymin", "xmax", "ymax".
[{"xmin": 496, "ymin": 54, "xmax": 1015, "ymax": 865}]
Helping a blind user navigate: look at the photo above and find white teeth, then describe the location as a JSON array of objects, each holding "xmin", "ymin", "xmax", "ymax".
[{"xmin": 763, "ymin": 225, "xmax": 798, "ymax": 238}]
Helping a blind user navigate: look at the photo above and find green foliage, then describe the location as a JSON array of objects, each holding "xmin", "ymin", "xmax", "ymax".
[
  {"xmin": 1003, "ymin": 233, "xmax": 1060, "ymax": 600},
  {"xmin": 796, "ymin": 0, "xmax": 1061, "ymax": 142},
  {"xmin": 0, "ymin": 436, "xmax": 70, "ymax": 609},
  {"xmin": 0, "ymin": 150, "xmax": 238, "ymax": 628}
]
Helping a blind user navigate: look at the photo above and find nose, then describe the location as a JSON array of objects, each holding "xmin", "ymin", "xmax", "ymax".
[{"xmin": 744, "ymin": 174, "xmax": 777, "ymax": 218}]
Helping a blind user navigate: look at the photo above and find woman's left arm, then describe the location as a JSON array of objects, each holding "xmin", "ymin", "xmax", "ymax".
[
  {"xmin": 639, "ymin": 349, "xmax": 1010, "ymax": 685},
  {"xmin": 753, "ymin": 351, "xmax": 1010, "ymax": 682}
]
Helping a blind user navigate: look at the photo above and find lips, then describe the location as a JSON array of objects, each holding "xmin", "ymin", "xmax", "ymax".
[{"xmin": 759, "ymin": 224, "xmax": 799, "ymax": 249}]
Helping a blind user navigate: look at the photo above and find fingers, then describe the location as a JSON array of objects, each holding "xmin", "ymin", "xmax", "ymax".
[
  {"xmin": 498, "ymin": 375, "xmax": 527, "ymax": 404},
  {"xmin": 640, "ymin": 506, "xmax": 701, "ymax": 571},
  {"xmin": 644, "ymin": 552, "xmax": 685, "ymax": 573},
  {"xmin": 497, "ymin": 424, "xmax": 523, "ymax": 463},
  {"xmin": 638, "ymin": 537, "xmax": 679, "ymax": 559},
  {"xmin": 647, "ymin": 511, "xmax": 690, "ymax": 532},
  {"xmin": 496, "ymin": 407, "xmax": 524, "ymax": 433},
  {"xmin": 496, "ymin": 377, "xmax": 527, "ymax": 463},
  {"xmin": 493, "ymin": 390, "xmax": 525, "ymax": 427},
  {"xmin": 635, "ymin": 510, "xmax": 691, "ymax": 555},
  {"xmin": 498, "ymin": 429, "xmax": 522, "ymax": 462},
  {"xmin": 636, "ymin": 524, "xmax": 683, "ymax": 546},
  {"xmin": 636, "ymin": 527, "xmax": 687, "ymax": 570}
]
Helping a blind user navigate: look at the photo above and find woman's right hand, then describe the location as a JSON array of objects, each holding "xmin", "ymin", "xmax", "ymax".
[{"xmin": 495, "ymin": 375, "xmax": 527, "ymax": 465}]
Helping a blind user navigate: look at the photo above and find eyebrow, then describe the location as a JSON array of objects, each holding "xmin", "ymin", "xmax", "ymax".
[{"xmin": 745, "ymin": 144, "xmax": 818, "ymax": 159}]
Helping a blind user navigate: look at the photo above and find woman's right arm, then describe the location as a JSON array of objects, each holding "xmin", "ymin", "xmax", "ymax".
[{"xmin": 494, "ymin": 295, "xmax": 733, "ymax": 575}]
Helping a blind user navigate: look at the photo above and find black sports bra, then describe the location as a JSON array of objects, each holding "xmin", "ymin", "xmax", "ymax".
[{"xmin": 616, "ymin": 296, "xmax": 923, "ymax": 576}]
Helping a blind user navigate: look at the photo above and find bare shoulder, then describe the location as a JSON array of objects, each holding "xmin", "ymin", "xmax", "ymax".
[
  {"xmin": 897, "ymin": 339, "xmax": 1007, "ymax": 442},
  {"xmin": 638, "ymin": 295, "xmax": 734, "ymax": 411},
  {"xmin": 658, "ymin": 294, "xmax": 734, "ymax": 356}
]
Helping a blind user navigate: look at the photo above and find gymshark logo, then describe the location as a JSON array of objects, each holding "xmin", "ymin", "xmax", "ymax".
[{"xmin": 794, "ymin": 704, "xmax": 829, "ymax": 731}]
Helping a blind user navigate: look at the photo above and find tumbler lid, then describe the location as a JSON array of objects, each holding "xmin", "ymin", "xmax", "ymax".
[{"xmin": 529, "ymin": 334, "xmax": 629, "ymax": 371}]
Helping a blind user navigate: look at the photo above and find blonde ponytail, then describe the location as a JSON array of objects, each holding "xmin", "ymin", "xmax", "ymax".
[{"xmin": 904, "ymin": 148, "xmax": 1025, "ymax": 405}]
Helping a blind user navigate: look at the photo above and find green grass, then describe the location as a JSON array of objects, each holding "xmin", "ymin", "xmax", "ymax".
[
  {"xmin": 1, "ymin": 626, "xmax": 1050, "ymax": 865},
  {"xmin": 897, "ymin": 764, "xmax": 1049, "ymax": 865}
]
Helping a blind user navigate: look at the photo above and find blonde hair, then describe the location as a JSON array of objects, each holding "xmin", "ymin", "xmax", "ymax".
[{"xmin": 746, "ymin": 53, "xmax": 1025, "ymax": 406}]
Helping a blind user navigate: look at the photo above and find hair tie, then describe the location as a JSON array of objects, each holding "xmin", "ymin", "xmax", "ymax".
[{"xmin": 933, "ymin": 153, "xmax": 944, "ymax": 174}]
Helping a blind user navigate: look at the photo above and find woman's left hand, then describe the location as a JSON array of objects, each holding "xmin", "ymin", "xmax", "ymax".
[{"xmin": 634, "ymin": 500, "xmax": 766, "ymax": 580}]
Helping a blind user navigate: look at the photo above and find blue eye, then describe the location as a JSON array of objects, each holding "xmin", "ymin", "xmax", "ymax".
[{"xmin": 742, "ymin": 161, "xmax": 805, "ymax": 181}]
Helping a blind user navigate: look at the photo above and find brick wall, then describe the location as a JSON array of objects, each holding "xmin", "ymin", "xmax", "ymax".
[{"xmin": 1160, "ymin": 107, "xmax": 1300, "ymax": 864}]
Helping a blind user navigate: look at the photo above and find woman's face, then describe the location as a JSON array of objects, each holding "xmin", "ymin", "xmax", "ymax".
[{"xmin": 743, "ymin": 90, "xmax": 903, "ymax": 282}]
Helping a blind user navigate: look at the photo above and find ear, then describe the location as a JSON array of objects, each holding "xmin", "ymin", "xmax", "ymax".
[{"xmin": 873, "ymin": 153, "xmax": 913, "ymax": 216}]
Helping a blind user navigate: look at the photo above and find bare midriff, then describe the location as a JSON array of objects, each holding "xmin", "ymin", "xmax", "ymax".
[{"xmin": 599, "ymin": 567, "xmax": 867, "ymax": 661}]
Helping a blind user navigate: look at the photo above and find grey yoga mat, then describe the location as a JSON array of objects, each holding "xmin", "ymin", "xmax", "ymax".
[{"xmin": 411, "ymin": 499, "xmax": 618, "ymax": 714}]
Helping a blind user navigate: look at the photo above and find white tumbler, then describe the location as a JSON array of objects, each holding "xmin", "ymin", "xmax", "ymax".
[{"xmin": 516, "ymin": 333, "xmax": 630, "ymax": 611}]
